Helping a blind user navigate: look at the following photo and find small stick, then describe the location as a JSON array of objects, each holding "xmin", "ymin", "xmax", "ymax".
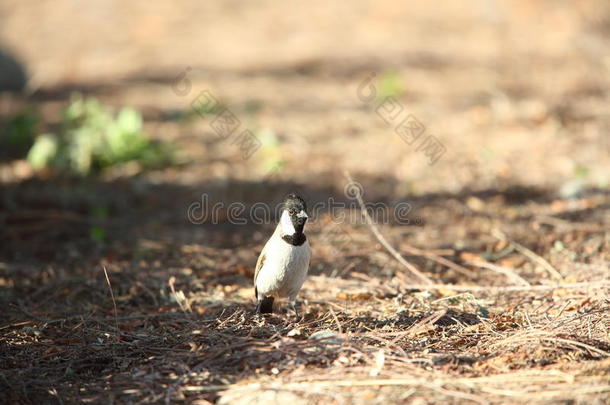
[
  {"xmin": 181, "ymin": 373, "xmax": 607, "ymax": 394},
  {"xmin": 102, "ymin": 266, "xmax": 119, "ymax": 337},
  {"xmin": 344, "ymin": 171, "xmax": 433, "ymax": 285},
  {"xmin": 400, "ymin": 244, "xmax": 472, "ymax": 278},
  {"xmin": 396, "ymin": 279, "xmax": 610, "ymax": 293},
  {"xmin": 168, "ymin": 276, "xmax": 192, "ymax": 313},
  {"xmin": 492, "ymin": 229, "xmax": 562, "ymax": 280},
  {"xmin": 466, "ymin": 260, "xmax": 531, "ymax": 286},
  {"xmin": 398, "ymin": 309, "xmax": 446, "ymax": 341},
  {"xmin": 536, "ymin": 215, "xmax": 603, "ymax": 232},
  {"xmin": 102, "ymin": 266, "xmax": 119, "ymax": 369},
  {"xmin": 329, "ymin": 308, "xmax": 343, "ymax": 334}
]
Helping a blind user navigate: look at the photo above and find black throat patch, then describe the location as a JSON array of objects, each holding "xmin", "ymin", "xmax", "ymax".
[{"xmin": 282, "ymin": 233, "xmax": 307, "ymax": 246}]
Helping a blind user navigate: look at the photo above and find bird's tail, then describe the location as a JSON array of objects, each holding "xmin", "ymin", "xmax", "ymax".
[{"xmin": 258, "ymin": 296, "xmax": 275, "ymax": 313}]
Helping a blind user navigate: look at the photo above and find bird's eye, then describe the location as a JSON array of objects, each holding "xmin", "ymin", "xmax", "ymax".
[{"xmin": 289, "ymin": 209, "xmax": 296, "ymax": 215}]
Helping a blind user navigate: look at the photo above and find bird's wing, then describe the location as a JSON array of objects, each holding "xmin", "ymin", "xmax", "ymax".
[
  {"xmin": 254, "ymin": 226, "xmax": 280, "ymax": 285},
  {"xmin": 253, "ymin": 245, "xmax": 267, "ymax": 285},
  {"xmin": 253, "ymin": 245, "xmax": 267, "ymax": 299}
]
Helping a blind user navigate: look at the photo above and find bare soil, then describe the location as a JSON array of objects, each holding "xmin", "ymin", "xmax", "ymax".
[{"xmin": 0, "ymin": 1, "xmax": 609, "ymax": 404}]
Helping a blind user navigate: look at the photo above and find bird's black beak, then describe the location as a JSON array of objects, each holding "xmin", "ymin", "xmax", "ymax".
[
  {"xmin": 297, "ymin": 210, "xmax": 308, "ymax": 224},
  {"xmin": 294, "ymin": 209, "xmax": 308, "ymax": 231}
]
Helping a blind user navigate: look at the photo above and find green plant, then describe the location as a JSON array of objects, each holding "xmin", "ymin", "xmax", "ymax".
[
  {"xmin": 256, "ymin": 128, "xmax": 284, "ymax": 172},
  {"xmin": 378, "ymin": 71, "xmax": 404, "ymax": 100},
  {"xmin": 0, "ymin": 109, "xmax": 38, "ymax": 159},
  {"xmin": 90, "ymin": 205, "xmax": 109, "ymax": 243},
  {"xmin": 573, "ymin": 164, "xmax": 590, "ymax": 179},
  {"xmin": 27, "ymin": 95, "xmax": 176, "ymax": 175}
]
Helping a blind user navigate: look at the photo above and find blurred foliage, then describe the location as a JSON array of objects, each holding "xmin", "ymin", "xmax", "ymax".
[
  {"xmin": 573, "ymin": 164, "xmax": 590, "ymax": 179},
  {"xmin": 0, "ymin": 108, "xmax": 38, "ymax": 159},
  {"xmin": 378, "ymin": 71, "xmax": 404, "ymax": 100},
  {"xmin": 244, "ymin": 99, "xmax": 263, "ymax": 114},
  {"xmin": 27, "ymin": 95, "xmax": 177, "ymax": 175},
  {"xmin": 256, "ymin": 128, "xmax": 285, "ymax": 173},
  {"xmin": 90, "ymin": 205, "xmax": 109, "ymax": 243}
]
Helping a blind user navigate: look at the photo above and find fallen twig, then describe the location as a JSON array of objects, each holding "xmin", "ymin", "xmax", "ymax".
[
  {"xmin": 400, "ymin": 244, "xmax": 472, "ymax": 278},
  {"xmin": 395, "ymin": 279, "xmax": 610, "ymax": 293},
  {"xmin": 465, "ymin": 260, "xmax": 531, "ymax": 286},
  {"xmin": 344, "ymin": 171, "xmax": 433, "ymax": 285},
  {"xmin": 492, "ymin": 229, "xmax": 562, "ymax": 280},
  {"xmin": 169, "ymin": 276, "xmax": 192, "ymax": 313},
  {"xmin": 102, "ymin": 266, "xmax": 119, "ymax": 337}
]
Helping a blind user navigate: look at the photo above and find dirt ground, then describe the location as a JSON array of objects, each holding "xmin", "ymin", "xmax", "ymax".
[{"xmin": 0, "ymin": 1, "xmax": 609, "ymax": 404}]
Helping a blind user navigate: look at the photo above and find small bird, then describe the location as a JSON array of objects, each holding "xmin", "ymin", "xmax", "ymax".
[{"xmin": 254, "ymin": 194, "xmax": 311, "ymax": 315}]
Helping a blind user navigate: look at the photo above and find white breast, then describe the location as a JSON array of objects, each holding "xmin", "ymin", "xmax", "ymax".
[{"xmin": 255, "ymin": 229, "xmax": 311, "ymax": 301}]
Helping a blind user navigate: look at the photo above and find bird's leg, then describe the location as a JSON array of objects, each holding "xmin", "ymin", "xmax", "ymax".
[
  {"xmin": 255, "ymin": 299, "xmax": 262, "ymax": 315},
  {"xmin": 289, "ymin": 300, "xmax": 299, "ymax": 318}
]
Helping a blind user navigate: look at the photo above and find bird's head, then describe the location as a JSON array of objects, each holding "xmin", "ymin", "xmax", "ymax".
[{"xmin": 280, "ymin": 193, "xmax": 308, "ymax": 235}]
